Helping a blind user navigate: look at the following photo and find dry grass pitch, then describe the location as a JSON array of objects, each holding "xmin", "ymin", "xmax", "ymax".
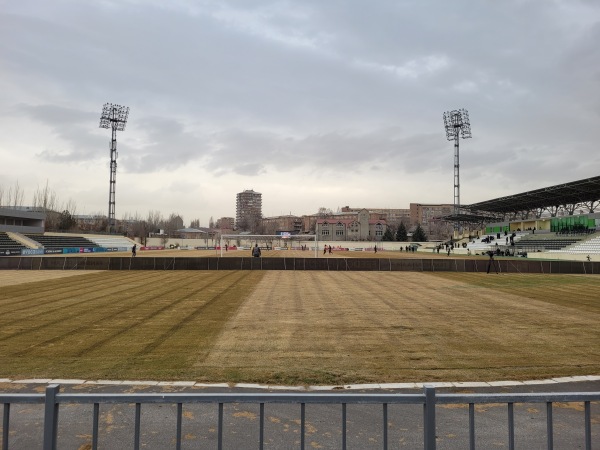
[{"xmin": 0, "ymin": 270, "xmax": 598, "ymax": 384}]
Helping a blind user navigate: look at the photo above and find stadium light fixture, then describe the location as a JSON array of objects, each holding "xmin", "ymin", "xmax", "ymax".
[
  {"xmin": 99, "ymin": 103, "xmax": 130, "ymax": 234},
  {"xmin": 443, "ymin": 109, "xmax": 472, "ymax": 223}
]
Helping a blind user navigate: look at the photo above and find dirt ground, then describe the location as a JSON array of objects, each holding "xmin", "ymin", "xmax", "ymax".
[
  {"xmin": 202, "ymin": 271, "xmax": 600, "ymax": 384},
  {"xmin": 67, "ymin": 247, "xmax": 492, "ymax": 259},
  {"xmin": 0, "ymin": 270, "xmax": 102, "ymax": 287}
]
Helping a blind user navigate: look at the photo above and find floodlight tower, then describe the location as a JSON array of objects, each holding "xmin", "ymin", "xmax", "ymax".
[
  {"xmin": 443, "ymin": 109, "xmax": 472, "ymax": 222},
  {"xmin": 99, "ymin": 103, "xmax": 130, "ymax": 234}
]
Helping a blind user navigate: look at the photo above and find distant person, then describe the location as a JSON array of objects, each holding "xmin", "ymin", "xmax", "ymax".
[
  {"xmin": 252, "ymin": 244, "xmax": 261, "ymax": 258},
  {"xmin": 225, "ymin": 243, "xmax": 228, "ymax": 252},
  {"xmin": 131, "ymin": 244, "xmax": 137, "ymax": 257},
  {"xmin": 328, "ymin": 245, "xmax": 332, "ymax": 254},
  {"xmin": 486, "ymin": 251, "xmax": 499, "ymax": 274},
  {"xmin": 374, "ymin": 245, "xmax": 377, "ymax": 254},
  {"xmin": 324, "ymin": 245, "xmax": 327, "ymax": 255}
]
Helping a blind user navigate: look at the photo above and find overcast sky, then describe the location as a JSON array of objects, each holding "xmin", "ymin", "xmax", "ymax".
[{"xmin": 1, "ymin": 0, "xmax": 599, "ymax": 225}]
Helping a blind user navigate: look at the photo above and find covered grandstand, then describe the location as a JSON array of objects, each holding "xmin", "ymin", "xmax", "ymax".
[
  {"xmin": 466, "ymin": 175, "xmax": 600, "ymax": 217},
  {"xmin": 443, "ymin": 176, "xmax": 600, "ymax": 260}
]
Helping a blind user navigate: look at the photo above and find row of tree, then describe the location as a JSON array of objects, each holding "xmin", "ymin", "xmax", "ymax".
[
  {"xmin": 381, "ymin": 222, "xmax": 428, "ymax": 242},
  {"xmin": 0, "ymin": 181, "xmax": 199, "ymax": 238}
]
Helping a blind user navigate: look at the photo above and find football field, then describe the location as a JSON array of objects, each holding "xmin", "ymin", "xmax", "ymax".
[{"xmin": 0, "ymin": 270, "xmax": 598, "ymax": 384}]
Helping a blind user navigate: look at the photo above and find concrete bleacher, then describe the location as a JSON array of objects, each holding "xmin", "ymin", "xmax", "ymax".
[
  {"xmin": 549, "ymin": 233, "xmax": 600, "ymax": 254},
  {"xmin": 466, "ymin": 232, "xmax": 528, "ymax": 254},
  {"xmin": 0, "ymin": 232, "xmax": 26, "ymax": 250},
  {"xmin": 24, "ymin": 234, "xmax": 99, "ymax": 249},
  {"xmin": 88, "ymin": 235, "xmax": 136, "ymax": 248},
  {"xmin": 514, "ymin": 233, "xmax": 584, "ymax": 252}
]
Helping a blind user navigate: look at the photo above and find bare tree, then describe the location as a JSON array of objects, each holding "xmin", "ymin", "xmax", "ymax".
[
  {"xmin": 63, "ymin": 198, "xmax": 77, "ymax": 217},
  {"xmin": 31, "ymin": 181, "xmax": 61, "ymax": 231},
  {"xmin": 236, "ymin": 216, "xmax": 250, "ymax": 232},
  {"xmin": 208, "ymin": 216, "xmax": 215, "ymax": 228},
  {"xmin": 32, "ymin": 181, "xmax": 57, "ymax": 212},
  {"xmin": 189, "ymin": 218, "xmax": 200, "ymax": 228},
  {"xmin": 164, "ymin": 213, "xmax": 184, "ymax": 235},
  {"xmin": 7, "ymin": 181, "xmax": 25, "ymax": 208},
  {"xmin": 317, "ymin": 207, "xmax": 333, "ymax": 217},
  {"xmin": 146, "ymin": 210, "xmax": 164, "ymax": 234}
]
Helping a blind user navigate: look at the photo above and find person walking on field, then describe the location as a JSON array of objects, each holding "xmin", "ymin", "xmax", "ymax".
[
  {"xmin": 252, "ymin": 244, "xmax": 261, "ymax": 258},
  {"xmin": 324, "ymin": 245, "xmax": 327, "ymax": 255},
  {"xmin": 131, "ymin": 244, "xmax": 137, "ymax": 257}
]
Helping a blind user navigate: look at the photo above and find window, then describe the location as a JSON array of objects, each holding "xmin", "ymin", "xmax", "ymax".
[
  {"xmin": 336, "ymin": 222, "xmax": 345, "ymax": 236},
  {"xmin": 375, "ymin": 223, "xmax": 383, "ymax": 236}
]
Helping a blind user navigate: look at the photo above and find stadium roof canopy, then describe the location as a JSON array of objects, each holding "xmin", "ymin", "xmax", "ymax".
[
  {"xmin": 440, "ymin": 213, "xmax": 502, "ymax": 223},
  {"xmin": 465, "ymin": 175, "xmax": 600, "ymax": 214}
]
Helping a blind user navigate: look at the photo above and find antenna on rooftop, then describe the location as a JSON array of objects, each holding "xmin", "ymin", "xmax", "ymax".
[
  {"xmin": 99, "ymin": 103, "xmax": 130, "ymax": 234},
  {"xmin": 443, "ymin": 108, "xmax": 472, "ymax": 226}
]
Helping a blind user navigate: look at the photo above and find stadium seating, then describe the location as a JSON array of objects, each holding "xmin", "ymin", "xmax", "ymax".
[
  {"xmin": 24, "ymin": 234, "xmax": 99, "ymax": 249},
  {"xmin": 88, "ymin": 236, "xmax": 136, "ymax": 248},
  {"xmin": 551, "ymin": 233, "xmax": 600, "ymax": 254},
  {"xmin": 466, "ymin": 232, "xmax": 528, "ymax": 253},
  {"xmin": 0, "ymin": 232, "xmax": 26, "ymax": 249},
  {"xmin": 514, "ymin": 233, "xmax": 584, "ymax": 252}
]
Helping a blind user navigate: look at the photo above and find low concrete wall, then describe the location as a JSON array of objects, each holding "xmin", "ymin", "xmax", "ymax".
[
  {"xmin": 526, "ymin": 252, "xmax": 598, "ymax": 262},
  {"xmin": 1, "ymin": 257, "xmax": 598, "ymax": 274}
]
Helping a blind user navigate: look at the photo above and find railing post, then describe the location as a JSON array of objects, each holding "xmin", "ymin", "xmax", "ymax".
[
  {"xmin": 423, "ymin": 386, "xmax": 436, "ymax": 450},
  {"xmin": 3, "ymin": 403, "xmax": 10, "ymax": 450},
  {"xmin": 43, "ymin": 384, "xmax": 60, "ymax": 450}
]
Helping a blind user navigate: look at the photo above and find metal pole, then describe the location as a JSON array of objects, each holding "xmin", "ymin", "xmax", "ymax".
[
  {"xmin": 423, "ymin": 386, "xmax": 436, "ymax": 450},
  {"xmin": 3, "ymin": 403, "xmax": 10, "ymax": 450},
  {"xmin": 43, "ymin": 384, "xmax": 60, "ymax": 450},
  {"xmin": 454, "ymin": 132, "xmax": 460, "ymax": 219},
  {"xmin": 108, "ymin": 122, "xmax": 117, "ymax": 234}
]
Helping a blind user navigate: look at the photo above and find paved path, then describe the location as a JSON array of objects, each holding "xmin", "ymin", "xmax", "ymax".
[{"xmin": 1, "ymin": 378, "xmax": 599, "ymax": 449}]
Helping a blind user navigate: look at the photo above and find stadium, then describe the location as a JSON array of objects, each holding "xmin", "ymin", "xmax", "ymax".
[{"xmin": 1, "ymin": 177, "xmax": 599, "ymax": 448}]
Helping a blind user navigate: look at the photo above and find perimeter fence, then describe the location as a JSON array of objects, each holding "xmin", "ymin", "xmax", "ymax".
[
  {"xmin": 1, "ymin": 385, "xmax": 598, "ymax": 449},
  {"xmin": 0, "ymin": 256, "xmax": 598, "ymax": 274}
]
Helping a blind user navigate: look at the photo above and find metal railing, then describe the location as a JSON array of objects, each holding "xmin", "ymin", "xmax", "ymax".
[{"xmin": 1, "ymin": 385, "xmax": 598, "ymax": 449}]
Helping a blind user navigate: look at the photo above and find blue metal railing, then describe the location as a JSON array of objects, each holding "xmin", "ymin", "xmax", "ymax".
[{"xmin": 0, "ymin": 385, "xmax": 598, "ymax": 449}]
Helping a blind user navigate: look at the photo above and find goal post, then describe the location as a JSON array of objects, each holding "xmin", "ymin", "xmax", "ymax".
[{"xmin": 219, "ymin": 234, "xmax": 318, "ymax": 258}]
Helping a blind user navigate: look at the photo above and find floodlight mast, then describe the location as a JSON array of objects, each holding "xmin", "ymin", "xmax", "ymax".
[
  {"xmin": 99, "ymin": 103, "xmax": 129, "ymax": 234},
  {"xmin": 443, "ymin": 109, "xmax": 472, "ymax": 227}
]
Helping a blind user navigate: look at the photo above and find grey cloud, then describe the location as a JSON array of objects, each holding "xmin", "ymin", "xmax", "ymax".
[
  {"xmin": 1, "ymin": 0, "xmax": 599, "ymax": 220},
  {"xmin": 204, "ymin": 127, "xmax": 448, "ymax": 175},
  {"xmin": 14, "ymin": 104, "xmax": 107, "ymax": 163}
]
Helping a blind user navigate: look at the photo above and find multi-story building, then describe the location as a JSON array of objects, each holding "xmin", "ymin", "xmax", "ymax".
[
  {"xmin": 340, "ymin": 206, "xmax": 410, "ymax": 227},
  {"xmin": 409, "ymin": 203, "xmax": 453, "ymax": 226},
  {"xmin": 315, "ymin": 209, "xmax": 387, "ymax": 241},
  {"xmin": 216, "ymin": 217, "xmax": 235, "ymax": 231},
  {"xmin": 410, "ymin": 203, "xmax": 454, "ymax": 238},
  {"xmin": 261, "ymin": 215, "xmax": 303, "ymax": 235},
  {"xmin": 236, "ymin": 190, "xmax": 262, "ymax": 232}
]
